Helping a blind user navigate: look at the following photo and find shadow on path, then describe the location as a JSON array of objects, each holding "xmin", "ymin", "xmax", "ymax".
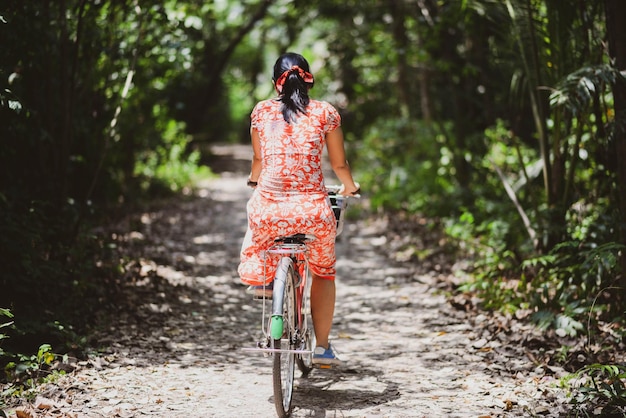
[{"xmin": 2, "ymin": 144, "xmax": 569, "ymax": 418}]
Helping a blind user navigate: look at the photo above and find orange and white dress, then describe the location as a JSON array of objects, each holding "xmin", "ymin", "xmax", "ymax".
[{"xmin": 238, "ymin": 98, "xmax": 341, "ymax": 286}]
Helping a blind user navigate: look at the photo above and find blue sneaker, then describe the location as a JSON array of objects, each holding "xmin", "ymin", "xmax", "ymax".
[
  {"xmin": 312, "ymin": 343, "xmax": 341, "ymax": 367},
  {"xmin": 247, "ymin": 282, "xmax": 273, "ymax": 299}
]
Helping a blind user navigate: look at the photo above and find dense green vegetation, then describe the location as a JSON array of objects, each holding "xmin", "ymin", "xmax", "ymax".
[{"xmin": 1, "ymin": 0, "xmax": 625, "ymax": 413}]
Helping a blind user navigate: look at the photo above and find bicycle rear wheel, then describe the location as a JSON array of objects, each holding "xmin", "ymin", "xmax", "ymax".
[{"xmin": 272, "ymin": 257, "xmax": 297, "ymax": 418}]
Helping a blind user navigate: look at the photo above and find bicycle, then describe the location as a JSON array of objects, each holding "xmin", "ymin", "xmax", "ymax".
[{"xmin": 242, "ymin": 185, "xmax": 354, "ymax": 418}]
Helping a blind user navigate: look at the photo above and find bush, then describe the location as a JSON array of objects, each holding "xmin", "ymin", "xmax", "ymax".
[
  {"xmin": 567, "ymin": 363, "xmax": 626, "ymax": 416},
  {"xmin": 355, "ymin": 118, "xmax": 456, "ymax": 215}
]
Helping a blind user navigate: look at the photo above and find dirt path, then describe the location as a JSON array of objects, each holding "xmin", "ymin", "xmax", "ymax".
[{"xmin": 3, "ymin": 145, "xmax": 569, "ymax": 417}]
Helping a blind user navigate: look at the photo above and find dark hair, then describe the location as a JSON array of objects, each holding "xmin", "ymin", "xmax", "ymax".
[{"xmin": 273, "ymin": 52, "xmax": 313, "ymax": 123}]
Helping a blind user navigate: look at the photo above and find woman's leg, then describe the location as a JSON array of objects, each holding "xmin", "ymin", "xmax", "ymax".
[{"xmin": 310, "ymin": 273, "xmax": 335, "ymax": 349}]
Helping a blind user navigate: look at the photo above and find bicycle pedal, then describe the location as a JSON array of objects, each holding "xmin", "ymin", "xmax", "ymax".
[{"xmin": 317, "ymin": 364, "xmax": 332, "ymax": 369}]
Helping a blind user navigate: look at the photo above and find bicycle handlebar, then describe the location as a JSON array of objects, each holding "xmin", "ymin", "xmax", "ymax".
[{"xmin": 325, "ymin": 184, "xmax": 361, "ymax": 199}]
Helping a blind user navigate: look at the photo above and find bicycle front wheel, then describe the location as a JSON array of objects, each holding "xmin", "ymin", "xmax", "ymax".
[
  {"xmin": 295, "ymin": 311, "xmax": 315, "ymax": 375},
  {"xmin": 272, "ymin": 257, "xmax": 297, "ymax": 418},
  {"xmin": 296, "ymin": 266, "xmax": 315, "ymax": 375}
]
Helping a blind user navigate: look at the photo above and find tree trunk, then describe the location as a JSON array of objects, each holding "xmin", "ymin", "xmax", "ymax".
[
  {"xmin": 388, "ymin": 0, "xmax": 411, "ymax": 119},
  {"xmin": 604, "ymin": 0, "xmax": 626, "ymax": 301}
]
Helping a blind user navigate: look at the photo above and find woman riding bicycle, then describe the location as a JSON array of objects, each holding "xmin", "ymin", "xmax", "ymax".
[{"xmin": 238, "ymin": 52, "xmax": 359, "ymax": 366}]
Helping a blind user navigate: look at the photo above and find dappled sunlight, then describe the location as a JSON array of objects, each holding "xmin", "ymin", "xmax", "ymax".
[{"xmin": 6, "ymin": 145, "xmax": 569, "ymax": 417}]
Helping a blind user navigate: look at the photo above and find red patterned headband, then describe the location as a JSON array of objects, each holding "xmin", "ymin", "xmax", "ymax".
[{"xmin": 274, "ymin": 65, "xmax": 314, "ymax": 94}]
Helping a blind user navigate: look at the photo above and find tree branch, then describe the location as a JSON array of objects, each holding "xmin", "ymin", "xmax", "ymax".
[
  {"xmin": 489, "ymin": 158, "xmax": 539, "ymax": 250},
  {"xmin": 203, "ymin": 0, "xmax": 274, "ymax": 108}
]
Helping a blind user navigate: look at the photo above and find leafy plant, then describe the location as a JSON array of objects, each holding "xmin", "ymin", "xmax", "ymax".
[
  {"xmin": 568, "ymin": 363, "xmax": 626, "ymax": 416},
  {"xmin": 4, "ymin": 344, "xmax": 56, "ymax": 379},
  {"xmin": 134, "ymin": 115, "xmax": 213, "ymax": 196},
  {"xmin": 0, "ymin": 309, "xmax": 14, "ymax": 359},
  {"xmin": 2, "ymin": 343, "xmax": 60, "ymax": 401},
  {"xmin": 446, "ymin": 210, "xmax": 525, "ymax": 313},
  {"xmin": 522, "ymin": 241, "xmax": 624, "ymax": 335}
]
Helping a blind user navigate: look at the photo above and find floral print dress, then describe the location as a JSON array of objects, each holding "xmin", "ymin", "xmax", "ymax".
[{"xmin": 238, "ymin": 99, "xmax": 341, "ymax": 286}]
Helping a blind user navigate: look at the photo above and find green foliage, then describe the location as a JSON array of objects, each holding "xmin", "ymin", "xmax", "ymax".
[
  {"xmin": 1, "ymin": 0, "xmax": 625, "ymax": 403},
  {"xmin": 0, "ymin": 87, "xmax": 22, "ymax": 114},
  {"xmin": 567, "ymin": 363, "xmax": 626, "ymax": 416},
  {"xmin": 446, "ymin": 211, "xmax": 524, "ymax": 313},
  {"xmin": 441, "ymin": 121, "xmax": 540, "ymax": 312},
  {"xmin": 550, "ymin": 64, "xmax": 623, "ymax": 117},
  {"xmin": 450, "ymin": 165, "xmax": 624, "ymax": 332},
  {"xmin": 356, "ymin": 118, "xmax": 456, "ymax": 214},
  {"xmin": 2, "ymin": 343, "xmax": 63, "ymax": 400},
  {"xmin": 0, "ymin": 309, "xmax": 14, "ymax": 359},
  {"xmin": 521, "ymin": 239, "xmax": 624, "ymax": 335},
  {"xmin": 0, "ymin": 2, "xmax": 216, "ymax": 371},
  {"xmin": 0, "ymin": 194, "xmax": 122, "ymax": 382},
  {"xmin": 134, "ymin": 115, "xmax": 213, "ymax": 196},
  {"xmin": 442, "ymin": 103, "xmax": 624, "ymax": 331}
]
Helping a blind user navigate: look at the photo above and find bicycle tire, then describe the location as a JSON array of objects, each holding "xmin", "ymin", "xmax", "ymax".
[
  {"xmin": 295, "ymin": 266, "xmax": 315, "ymax": 375},
  {"xmin": 272, "ymin": 257, "xmax": 297, "ymax": 418},
  {"xmin": 295, "ymin": 316, "xmax": 315, "ymax": 375}
]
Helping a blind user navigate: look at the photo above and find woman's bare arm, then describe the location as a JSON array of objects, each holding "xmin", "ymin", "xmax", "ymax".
[
  {"xmin": 326, "ymin": 127, "xmax": 359, "ymax": 195},
  {"xmin": 248, "ymin": 127, "xmax": 262, "ymax": 184}
]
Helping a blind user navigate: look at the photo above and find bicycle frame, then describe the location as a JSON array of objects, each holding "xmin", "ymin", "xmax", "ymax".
[
  {"xmin": 271, "ymin": 243, "xmax": 310, "ymax": 344},
  {"xmin": 244, "ymin": 236, "xmax": 313, "ymax": 355}
]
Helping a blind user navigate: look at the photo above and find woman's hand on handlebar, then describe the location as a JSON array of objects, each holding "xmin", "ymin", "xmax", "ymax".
[{"xmin": 338, "ymin": 182, "xmax": 360, "ymax": 197}]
